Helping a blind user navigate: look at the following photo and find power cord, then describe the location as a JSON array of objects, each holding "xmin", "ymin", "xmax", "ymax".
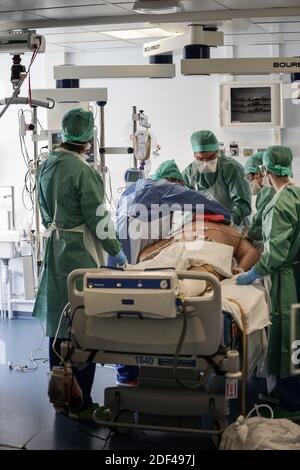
[{"xmin": 8, "ymin": 321, "xmax": 48, "ymax": 373}]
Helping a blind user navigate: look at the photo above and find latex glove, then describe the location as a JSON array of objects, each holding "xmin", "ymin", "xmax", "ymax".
[
  {"xmin": 113, "ymin": 250, "xmax": 127, "ymax": 267},
  {"xmin": 236, "ymin": 268, "xmax": 261, "ymax": 285}
]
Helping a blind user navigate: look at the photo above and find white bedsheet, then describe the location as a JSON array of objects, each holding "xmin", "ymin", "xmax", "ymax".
[
  {"xmin": 127, "ymin": 240, "xmax": 270, "ymax": 334},
  {"xmin": 220, "ymin": 277, "xmax": 270, "ymax": 334},
  {"xmin": 179, "ymin": 276, "xmax": 270, "ymax": 334}
]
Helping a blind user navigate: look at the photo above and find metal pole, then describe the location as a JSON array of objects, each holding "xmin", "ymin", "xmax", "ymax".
[
  {"xmin": 11, "ymin": 186, "xmax": 15, "ymax": 230},
  {"xmin": 98, "ymin": 102, "xmax": 106, "ymax": 194},
  {"xmin": 132, "ymin": 105, "xmax": 138, "ymax": 168},
  {"xmin": 32, "ymin": 106, "xmax": 41, "ymax": 274}
]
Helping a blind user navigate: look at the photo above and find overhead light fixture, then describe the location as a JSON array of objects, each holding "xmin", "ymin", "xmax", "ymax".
[
  {"xmin": 103, "ymin": 28, "xmax": 179, "ymax": 40},
  {"xmin": 133, "ymin": 0, "xmax": 184, "ymax": 15}
]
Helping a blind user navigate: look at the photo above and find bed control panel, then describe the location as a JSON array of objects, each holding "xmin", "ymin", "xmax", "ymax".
[{"xmin": 83, "ymin": 270, "xmax": 180, "ymax": 319}]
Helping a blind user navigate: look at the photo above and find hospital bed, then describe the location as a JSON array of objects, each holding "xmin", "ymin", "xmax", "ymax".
[{"xmin": 61, "ymin": 267, "xmax": 268, "ymax": 441}]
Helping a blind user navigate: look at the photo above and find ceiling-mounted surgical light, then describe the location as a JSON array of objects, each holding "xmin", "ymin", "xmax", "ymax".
[{"xmin": 133, "ymin": 0, "xmax": 184, "ymax": 14}]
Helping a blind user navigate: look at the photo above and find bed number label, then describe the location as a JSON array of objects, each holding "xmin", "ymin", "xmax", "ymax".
[
  {"xmin": 225, "ymin": 378, "xmax": 238, "ymax": 399},
  {"xmin": 135, "ymin": 355, "xmax": 154, "ymax": 365}
]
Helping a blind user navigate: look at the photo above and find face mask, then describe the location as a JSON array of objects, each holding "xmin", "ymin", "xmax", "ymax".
[
  {"xmin": 262, "ymin": 174, "xmax": 272, "ymax": 187},
  {"xmin": 196, "ymin": 158, "xmax": 218, "ymax": 174},
  {"xmin": 249, "ymin": 179, "xmax": 261, "ymax": 195}
]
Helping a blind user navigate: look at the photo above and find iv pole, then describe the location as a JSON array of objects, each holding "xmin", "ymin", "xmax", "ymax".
[{"xmin": 0, "ymin": 96, "xmax": 54, "ymax": 274}]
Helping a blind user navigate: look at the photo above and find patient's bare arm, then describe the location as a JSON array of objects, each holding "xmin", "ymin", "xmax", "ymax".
[
  {"xmin": 192, "ymin": 221, "xmax": 260, "ymax": 271},
  {"xmin": 235, "ymin": 238, "xmax": 261, "ymax": 272}
]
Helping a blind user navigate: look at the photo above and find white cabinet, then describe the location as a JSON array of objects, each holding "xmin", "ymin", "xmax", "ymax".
[{"xmin": 219, "ymin": 81, "xmax": 284, "ymax": 128}]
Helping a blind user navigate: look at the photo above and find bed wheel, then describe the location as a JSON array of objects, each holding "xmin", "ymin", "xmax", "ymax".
[{"xmin": 211, "ymin": 420, "xmax": 223, "ymax": 448}]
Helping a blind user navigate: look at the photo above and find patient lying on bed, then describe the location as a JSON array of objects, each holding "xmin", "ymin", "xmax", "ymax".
[{"xmin": 137, "ymin": 219, "xmax": 260, "ymax": 297}]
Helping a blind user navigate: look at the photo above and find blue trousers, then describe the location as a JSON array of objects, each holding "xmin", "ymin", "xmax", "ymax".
[{"xmin": 49, "ymin": 337, "xmax": 96, "ymax": 410}]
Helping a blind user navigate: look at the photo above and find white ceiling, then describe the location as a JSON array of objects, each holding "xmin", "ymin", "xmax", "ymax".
[{"xmin": 0, "ymin": 0, "xmax": 299, "ymax": 53}]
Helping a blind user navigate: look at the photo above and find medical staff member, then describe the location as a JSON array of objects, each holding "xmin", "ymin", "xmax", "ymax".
[
  {"xmin": 244, "ymin": 152, "xmax": 275, "ymax": 242},
  {"xmin": 33, "ymin": 108, "xmax": 125, "ymax": 419},
  {"xmin": 237, "ymin": 146, "xmax": 300, "ymax": 417},
  {"xmin": 183, "ymin": 130, "xmax": 251, "ymax": 227},
  {"xmin": 109, "ymin": 159, "xmax": 231, "ymax": 266}
]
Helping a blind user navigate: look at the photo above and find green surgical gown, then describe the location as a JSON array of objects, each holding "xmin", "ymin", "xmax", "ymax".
[
  {"xmin": 255, "ymin": 186, "xmax": 300, "ymax": 378},
  {"xmin": 248, "ymin": 187, "xmax": 276, "ymax": 241},
  {"xmin": 32, "ymin": 150, "xmax": 121, "ymax": 338},
  {"xmin": 183, "ymin": 153, "xmax": 251, "ymax": 226}
]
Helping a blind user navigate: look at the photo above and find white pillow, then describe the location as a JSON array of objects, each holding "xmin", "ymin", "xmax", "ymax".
[{"xmin": 179, "ymin": 279, "xmax": 207, "ymax": 297}]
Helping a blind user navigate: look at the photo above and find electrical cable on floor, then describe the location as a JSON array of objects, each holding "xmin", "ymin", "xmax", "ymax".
[
  {"xmin": 77, "ymin": 419, "xmax": 112, "ymax": 448},
  {"xmin": 8, "ymin": 321, "xmax": 48, "ymax": 372}
]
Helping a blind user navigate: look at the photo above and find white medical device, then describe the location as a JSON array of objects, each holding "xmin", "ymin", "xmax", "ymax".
[
  {"xmin": 219, "ymin": 81, "xmax": 284, "ymax": 128},
  {"xmin": 143, "ymin": 24, "xmax": 300, "ymax": 76},
  {"xmin": 133, "ymin": 129, "xmax": 151, "ymax": 162},
  {"xmin": 132, "ymin": 109, "xmax": 152, "ymax": 162},
  {"xmin": 82, "ymin": 270, "xmax": 181, "ymax": 319},
  {"xmin": 124, "ymin": 168, "xmax": 144, "ymax": 187},
  {"xmin": 0, "ymin": 30, "xmax": 45, "ymax": 54}
]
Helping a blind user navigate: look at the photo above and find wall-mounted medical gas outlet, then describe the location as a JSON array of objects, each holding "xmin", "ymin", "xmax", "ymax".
[
  {"xmin": 243, "ymin": 148, "xmax": 254, "ymax": 157},
  {"xmin": 220, "ymin": 82, "xmax": 284, "ymax": 128},
  {"xmin": 229, "ymin": 142, "xmax": 239, "ymax": 157}
]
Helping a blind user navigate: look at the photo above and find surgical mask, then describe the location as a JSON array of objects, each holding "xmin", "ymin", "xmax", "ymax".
[
  {"xmin": 196, "ymin": 158, "xmax": 218, "ymax": 174},
  {"xmin": 249, "ymin": 179, "xmax": 261, "ymax": 195},
  {"xmin": 262, "ymin": 174, "xmax": 272, "ymax": 188}
]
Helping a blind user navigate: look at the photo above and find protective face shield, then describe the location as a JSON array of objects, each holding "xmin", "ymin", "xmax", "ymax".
[
  {"xmin": 196, "ymin": 158, "xmax": 218, "ymax": 174},
  {"xmin": 249, "ymin": 179, "xmax": 261, "ymax": 195}
]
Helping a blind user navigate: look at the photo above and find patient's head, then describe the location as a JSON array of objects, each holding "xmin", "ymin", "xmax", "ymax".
[{"xmin": 166, "ymin": 177, "xmax": 184, "ymax": 185}]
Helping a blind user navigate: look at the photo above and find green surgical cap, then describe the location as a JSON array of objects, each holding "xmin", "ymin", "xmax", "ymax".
[
  {"xmin": 263, "ymin": 146, "xmax": 293, "ymax": 178},
  {"xmin": 244, "ymin": 152, "xmax": 264, "ymax": 175},
  {"xmin": 62, "ymin": 108, "xmax": 94, "ymax": 143},
  {"xmin": 191, "ymin": 130, "xmax": 219, "ymax": 152},
  {"xmin": 151, "ymin": 159, "xmax": 183, "ymax": 181}
]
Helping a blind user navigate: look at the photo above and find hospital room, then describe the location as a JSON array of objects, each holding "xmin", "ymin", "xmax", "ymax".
[{"xmin": 1, "ymin": 0, "xmax": 300, "ymax": 456}]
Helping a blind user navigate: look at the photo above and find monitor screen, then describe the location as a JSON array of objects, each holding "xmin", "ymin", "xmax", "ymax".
[
  {"xmin": 230, "ymin": 87, "xmax": 271, "ymax": 123},
  {"xmin": 50, "ymin": 131, "xmax": 95, "ymax": 163},
  {"xmin": 125, "ymin": 169, "xmax": 144, "ymax": 183}
]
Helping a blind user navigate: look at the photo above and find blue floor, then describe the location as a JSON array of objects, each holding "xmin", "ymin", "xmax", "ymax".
[{"xmin": 0, "ymin": 318, "xmax": 268, "ymax": 450}]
